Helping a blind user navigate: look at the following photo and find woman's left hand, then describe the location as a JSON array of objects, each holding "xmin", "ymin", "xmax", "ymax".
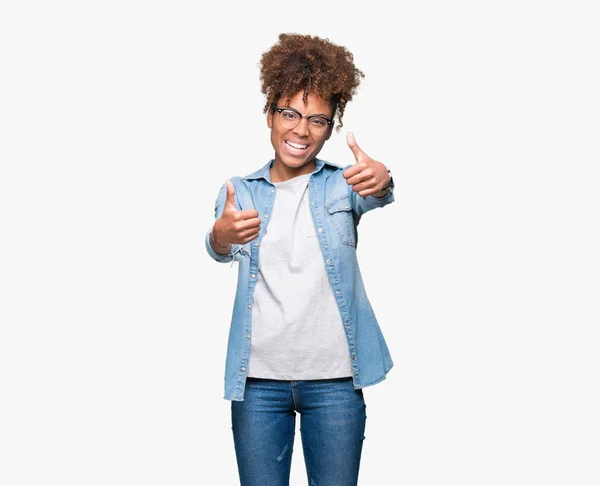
[{"xmin": 342, "ymin": 132, "xmax": 391, "ymax": 197}]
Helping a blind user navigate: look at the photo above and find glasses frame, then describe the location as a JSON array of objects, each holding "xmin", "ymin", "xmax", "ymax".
[{"xmin": 271, "ymin": 104, "xmax": 334, "ymax": 133}]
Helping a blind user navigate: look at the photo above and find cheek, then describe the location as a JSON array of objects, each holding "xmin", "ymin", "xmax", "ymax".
[
  {"xmin": 270, "ymin": 129, "xmax": 281, "ymax": 150},
  {"xmin": 271, "ymin": 125, "xmax": 287, "ymax": 142},
  {"xmin": 312, "ymin": 139, "xmax": 327, "ymax": 152}
]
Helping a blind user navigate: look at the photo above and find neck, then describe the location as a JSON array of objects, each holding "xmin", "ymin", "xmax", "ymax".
[{"xmin": 270, "ymin": 159, "xmax": 316, "ymax": 183}]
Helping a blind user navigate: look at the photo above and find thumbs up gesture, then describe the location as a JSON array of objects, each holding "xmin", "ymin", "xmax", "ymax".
[
  {"xmin": 211, "ymin": 180, "xmax": 261, "ymax": 248},
  {"xmin": 342, "ymin": 132, "xmax": 391, "ymax": 197}
]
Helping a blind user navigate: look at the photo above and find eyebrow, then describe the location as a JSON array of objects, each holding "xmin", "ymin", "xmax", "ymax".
[{"xmin": 281, "ymin": 106, "xmax": 331, "ymax": 118}]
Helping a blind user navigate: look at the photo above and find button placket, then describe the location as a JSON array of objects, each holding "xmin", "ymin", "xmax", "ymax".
[{"xmin": 308, "ymin": 175, "xmax": 360, "ymax": 381}]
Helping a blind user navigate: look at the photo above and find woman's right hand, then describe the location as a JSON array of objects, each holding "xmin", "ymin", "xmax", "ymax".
[{"xmin": 211, "ymin": 180, "xmax": 261, "ymax": 247}]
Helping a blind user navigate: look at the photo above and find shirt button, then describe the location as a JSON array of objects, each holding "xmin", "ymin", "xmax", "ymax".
[
  {"xmin": 247, "ymin": 334, "xmax": 251, "ymax": 339},
  {"xmin": 271, "ymin": 189, "xmax": 275, "ymax": 193},
  {"xmin": 336, "ymin": 291, "xmax": 340, "ymax": 295},
  {"xmin": 247, "ymin": 304, "xmax": 252, "ymax": 309},
  {"xmin": 345, "ymin": 205, "xmax": 350, "ymax": 209},
  {"xmin": 351, "ymin": 355, "xmax": 356, "ymax": 360},
  {"xmin": 326, "ymin": 259, "xmax": 331, "ymax": 264},
  {"xmin": 254, "ymin": 242, "xmax": 259, "ymax": 247},
  {"xmin": 251, "ymin": 274, "xmax": 256, "ymax": 279},
  {"xmin": 318, "ymin": 227, "xmax": 323, "ymax": 233},
  {"xmin": 311, "ymin": 201, "xmax": 315, "ymax": 205},
  {"xmin": 241, "ymin": 367, "xmax": 246, "ymax": 371},
  {"xmin": 344, "ymin": 321, "xmax": 349, "ymax": 326},
  {"xmin": 264, "ymin": 214, "xmax": 269, "ymax": 218}
]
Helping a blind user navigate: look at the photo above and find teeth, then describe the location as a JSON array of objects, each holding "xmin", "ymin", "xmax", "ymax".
[{"xmin": 286, "ymin": 141, "xmax": 308, "ymax": 149}]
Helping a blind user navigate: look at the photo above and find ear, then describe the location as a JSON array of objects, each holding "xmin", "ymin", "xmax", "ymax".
[
  {"xmin": 267, "ymin": 109, "xmax": 273, "ymax": 128},
  {"xmin": 324, "ymin": 122, "xmax": 334, "ymax": 141}
]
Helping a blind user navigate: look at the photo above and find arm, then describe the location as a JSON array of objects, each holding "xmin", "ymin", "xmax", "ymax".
[
  {"xmin": 205, "ymin": 180, "xmax": 261, "ymax": 264},
  {"xmin": 342, "ymin": 133, "xmax": 395, "ymax": 217},
  {"xmin": 347, "ymin": 176, "xmax": 395, "ymax": 217},
  {"xmin": 205, "ymin": 182, "xmax": 235, "ymax": 263}
]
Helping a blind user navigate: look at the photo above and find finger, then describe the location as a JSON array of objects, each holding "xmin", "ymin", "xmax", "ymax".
[
  {"xmin": 238, "ymin": 226, "xmax": 260, "ymax": 239},
  {"xmin": 350, "ymin": 178, "xmax": 378, "ymax": 194},
  {"xmin": 345, "ymin": 168, "xmax": 372, "ymax": 186},
  {"xmin": 343, "ymin": 163, "xmax": 363, "ymax": 180},
  {"xmin": 224, "ymin": 180, "xmax": 236, "ymax": 209},
  {"xmin": 241, "ymin": 232, "xmax": 260, "ymax": 244},
  {"xmin": 237, "ymin": 217, "xmax": 261, "ymax": 232},
  {"xmin": 346, "ymin": 132, "xmax": 362, "ymax": 161},
  {"xmin": 239, "ymin": 209, "xmax": 260, "ymax": 220},
  {"xmin": 357, "ymin": 186, "xmax": 385, "ymax": 197},
  {"xmin": 357, "ymin": 189, "xmax": 377, "ymax": 197}
]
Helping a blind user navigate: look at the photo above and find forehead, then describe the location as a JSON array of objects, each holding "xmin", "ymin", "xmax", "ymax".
[{"xmin": 278, "ymin": 91, "xmax": 333, "ymax": 115}]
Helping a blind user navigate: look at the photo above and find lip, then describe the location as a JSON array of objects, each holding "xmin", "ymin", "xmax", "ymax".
[
  {"xmin": 285, "ymin": 139, "xmax": 310, "ymax": 148},
  {"xmin": 283, "ymin": 139, "xmax": 310, "ymax": 157}
]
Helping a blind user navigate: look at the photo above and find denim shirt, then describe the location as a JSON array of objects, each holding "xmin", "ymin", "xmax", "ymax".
[{"xmin": 205, "ymin": 158, "xmax": 395, "ymax": 401}]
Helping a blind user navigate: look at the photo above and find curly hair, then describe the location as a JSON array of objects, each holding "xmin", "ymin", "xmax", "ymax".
[{"xmin": 259, "ymin": 33, "xmax": 365, "ymax": 131}]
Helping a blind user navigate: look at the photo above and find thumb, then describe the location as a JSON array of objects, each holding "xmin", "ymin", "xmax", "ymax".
[
  {"xmin": 224, "ymin": 180, "xmax": 236, "ymax": 209},
  {"xmin": 346, "ymin": 132, "xmax": 362, "ymax": 161}
]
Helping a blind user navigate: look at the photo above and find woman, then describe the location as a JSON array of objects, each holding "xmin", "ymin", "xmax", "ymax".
[{"xmin": 206, "ymin": 33, "xmax": 395, "ymax": 486}]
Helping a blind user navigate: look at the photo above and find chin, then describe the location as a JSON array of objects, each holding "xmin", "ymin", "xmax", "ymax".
[{"xmin": 278, "ymin": 153, "xmax": 309, "ymax": 167}]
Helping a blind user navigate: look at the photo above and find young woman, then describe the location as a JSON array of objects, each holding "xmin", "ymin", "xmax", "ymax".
[{"xmin": 206, "ymin": 33, "xmax": 395, "ymax": 486}]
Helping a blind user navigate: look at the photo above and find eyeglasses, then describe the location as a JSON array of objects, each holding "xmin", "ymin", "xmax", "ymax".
[{"xmin": 272, "ymin": 105, "xmax": 334, "ymax": 135}]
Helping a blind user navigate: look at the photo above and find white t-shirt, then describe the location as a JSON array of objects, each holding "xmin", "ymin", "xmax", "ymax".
[{"xmin": 247, "ymin": 172, "xmax": 353, "ymax": 380}]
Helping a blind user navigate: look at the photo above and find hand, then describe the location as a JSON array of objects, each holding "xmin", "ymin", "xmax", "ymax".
[
  {"xmin": 212, "ymin": 180, "xmax": 261, "ymax": 246},
  {"xmin": 342, "ymin": 132, "xmax": 391, "ymax": 197}
]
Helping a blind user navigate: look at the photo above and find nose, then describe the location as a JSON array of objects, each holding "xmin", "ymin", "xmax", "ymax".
[{"xmin": 292, "ymin": 117, "xmax": 310, "ymax": 137}]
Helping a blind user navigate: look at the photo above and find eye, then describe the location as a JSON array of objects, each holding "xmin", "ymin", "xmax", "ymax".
[
  {"xmin": 309, "ymin": 117, "xmax": 328, "ymax": 127},
  {"xmin": 281, "ymin": 110, "xmax": 299, "ymax": 120}
]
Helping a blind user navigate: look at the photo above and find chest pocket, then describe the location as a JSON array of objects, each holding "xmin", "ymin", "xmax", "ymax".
[{"xmin": 325, "ymin": 196, "xmax": 356, "ymax": 247}]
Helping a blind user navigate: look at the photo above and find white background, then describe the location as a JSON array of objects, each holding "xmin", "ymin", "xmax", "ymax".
[{"xmin": 1, "ymin": 1, "xmax": 599, "ymax": 485}]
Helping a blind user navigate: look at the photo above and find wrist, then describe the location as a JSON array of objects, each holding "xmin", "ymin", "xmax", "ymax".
[
  {"xmin": 210, "ymin": 227, "xmax": 230, "ymax": 249},
  {"xmin": 381, "ymin": 166, "xmax": 394, "ymax": 192}
]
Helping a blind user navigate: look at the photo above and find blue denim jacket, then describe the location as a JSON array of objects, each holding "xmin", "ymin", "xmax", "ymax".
[{"xmin": 205, "ymin": 158, "xmax": 395, "ymax": 401}]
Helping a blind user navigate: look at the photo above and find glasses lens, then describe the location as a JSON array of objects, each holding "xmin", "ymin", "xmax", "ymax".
[
  {"xmin": 277, "ymin": 109, "xmax": 330, "ymax": 134},
  {"xmin": 279, "ymin": 109, "xmax": 300, "ymax": 127},
  {"xmin": 307, "ymin": 116, "xmax": 329, "ymax": 134}
]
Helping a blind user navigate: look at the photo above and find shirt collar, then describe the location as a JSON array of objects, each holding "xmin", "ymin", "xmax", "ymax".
[{"xmin": 244, "ymin": 158, "xmax": 339, "ymax": 182}]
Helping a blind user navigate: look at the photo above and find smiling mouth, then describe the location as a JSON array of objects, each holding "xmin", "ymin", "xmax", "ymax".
[{"xmin": 285, "ymin": 140, "xmax": 309, "ymax": 150}]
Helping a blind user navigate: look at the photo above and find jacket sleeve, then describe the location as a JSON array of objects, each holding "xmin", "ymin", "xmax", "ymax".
[
  {"xmin": 205, "ymin": 181, "xmax": 247, "ymax": 264},
  {"xmin": 343, "ymin": 164, "xmax": 395, "ymax": 218}
]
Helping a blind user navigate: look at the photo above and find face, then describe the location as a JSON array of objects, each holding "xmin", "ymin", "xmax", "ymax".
[{"xmin": 267, "ymin": 91, "xmax": 334, "ymax": 180}]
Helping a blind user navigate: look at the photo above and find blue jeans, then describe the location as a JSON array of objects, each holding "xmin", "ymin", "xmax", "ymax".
[{"xmin": 231, "ymin": 377, "xmax": 367, "ymax": 486}]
